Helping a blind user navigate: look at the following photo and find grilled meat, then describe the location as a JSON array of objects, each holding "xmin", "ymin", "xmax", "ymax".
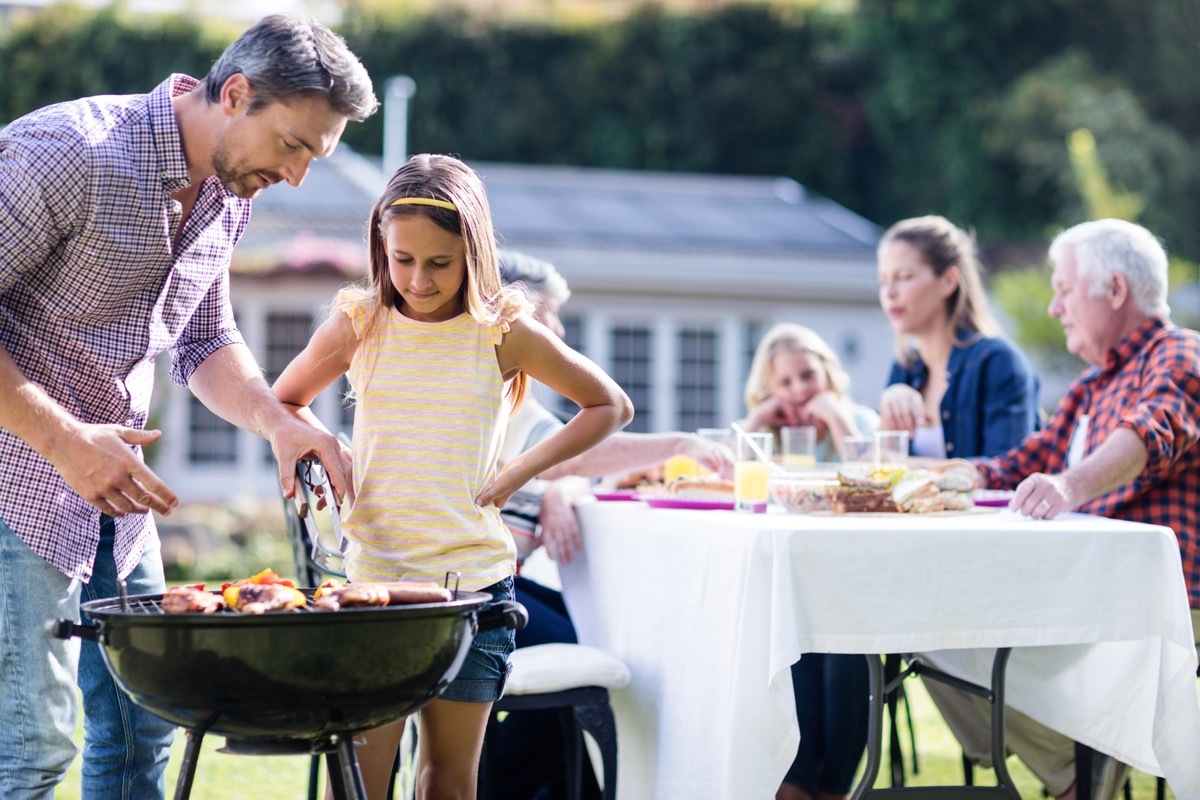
[
  {"xmin": 223, "ymin": 583, "xmax": 306, "ymax": 614},
  {"xmin": 161, "ymin": 585, "xmax": 227, "ymax": 614},
  {"xmin": 313, "ymin": 580, "xmax": 453, "ymax": 611}
]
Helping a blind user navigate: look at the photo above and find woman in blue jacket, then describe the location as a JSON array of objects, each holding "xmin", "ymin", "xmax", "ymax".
[{"xmin": 877, "ymin": 215, "xmax": 1040, "ymax": 460}]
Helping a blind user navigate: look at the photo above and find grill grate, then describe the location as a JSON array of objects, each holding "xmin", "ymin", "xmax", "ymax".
[{"xmin": 89, "ymin": 593, "xmax": 322, "ymax": 616}]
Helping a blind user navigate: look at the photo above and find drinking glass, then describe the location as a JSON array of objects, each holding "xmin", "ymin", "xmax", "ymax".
[
  {"xmin": 842, "ymin": 434, "xmax": 876, "ymax": 467},
  {"xmin": 696, "ymin": 427, "xmax": 736, "ymax": 451},
  {"xmin": 734, "ymin": 432, "xmax": 773, "ymax": 513},
  {"xmin": 780, "ymin": 426, "xmax": 818, "ymax": 468},
  {"xmin": 875, "ymin": 430, "xmax": 910, "ymax": 471}
]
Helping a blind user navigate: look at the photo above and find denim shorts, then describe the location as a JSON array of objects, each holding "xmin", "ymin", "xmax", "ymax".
[{"xmin": 439, "ymin": 576, "xmax": 515, "ymax": 703}]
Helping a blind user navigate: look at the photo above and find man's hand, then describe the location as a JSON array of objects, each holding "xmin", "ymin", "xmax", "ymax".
[
  {"xmin": 1010, "ymin": 472, "xmax": 1074, "ymax": 520},
  {"xmin": 680, "ymin": 434, "xmax": 735, "ymax": 478},
  {"xmin": 47, "ymin": 424, "xmax": 177, "ymax": 517},
  {"xmin": 271, "ymin": 417, "xmax": 354, "ymax": 507}
]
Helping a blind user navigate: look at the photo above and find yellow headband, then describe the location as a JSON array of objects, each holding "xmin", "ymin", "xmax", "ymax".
[{"xmin": 389, "ymin": 197, "xmax": 457, "ymax": 212}]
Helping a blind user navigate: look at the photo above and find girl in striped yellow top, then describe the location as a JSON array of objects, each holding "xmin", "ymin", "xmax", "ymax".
[{"xmin": 273, "ymin": 154, "xmax": 632, "ymax": 800}]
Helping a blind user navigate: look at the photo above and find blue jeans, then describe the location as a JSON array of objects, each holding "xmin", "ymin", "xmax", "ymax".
[
  {"xmin": 0, "ymin": 515, "xmax": 175, "ymax": 800},
  {"xmin": 439, "ymin": 577, "xmax": 516, "ymax": 703}
]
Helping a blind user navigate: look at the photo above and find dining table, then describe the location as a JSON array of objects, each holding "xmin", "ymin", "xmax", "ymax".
[{"xmin": 558, "ymin": 499, "xmax": 1200, "ymax": 800}]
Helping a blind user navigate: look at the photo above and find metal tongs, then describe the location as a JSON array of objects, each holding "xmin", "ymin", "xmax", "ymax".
[{"xmin": 294, "ymin": 458, "xmax": 348, "ymax": 578}]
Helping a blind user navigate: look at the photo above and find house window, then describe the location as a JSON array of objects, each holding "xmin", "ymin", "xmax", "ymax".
[
  {"xmin": 187, "ymin": 397, "xmax": 237, "ymax": 464},
  {"xmin": 551, "ymin": 315, "xmax": 586, "ymax": 421},
  {"xmin": 677, "ymin": 327, "xmax": 720, "ymax": 431},
  {"xmin": 264, "ymin": 312, "xmax": 316, "ymax": 382},
  {"xmin": 263, "ymin": 311, "xmax": 316, "ymax": 461},
  {"xmin": 611, "ymin": 325, "xmax": 652, "ymax": 433}
]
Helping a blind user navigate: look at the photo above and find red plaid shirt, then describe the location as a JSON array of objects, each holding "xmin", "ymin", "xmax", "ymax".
[{"xmin": 978, "ymin": 317, "xmax": 1200, "ymax": 607}]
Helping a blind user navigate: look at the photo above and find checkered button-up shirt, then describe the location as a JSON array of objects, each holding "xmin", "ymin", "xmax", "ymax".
[
  {"xmin": 0, "ymin": 74, "xmax": 252, "ymax": 582},
  {"xmin": 977, "ymin": 317, "xmax": 1200, "ymax": 606}
]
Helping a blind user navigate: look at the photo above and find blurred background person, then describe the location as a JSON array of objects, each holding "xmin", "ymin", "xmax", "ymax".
[
  {"xmin": 486, "ymin": 250, "xmax": 733, "ymax": 799},
  {"xmin": 876, "ymin": 215, "xmax": 1041, "ymax": 459},
  {"xmin": 741, "ymin": 322, "xmax": 878, "ymax": 463},
  {"xmin": 926, "ymin": 218, "xmax": 1200, "ymax": 800},
  {"xmin": 875, "ymin": 215, "xmax": 1052, "ymax": 791},
  {"xmin": 740, "ymin": 321, "xmax": 878, "ymax": 800}
]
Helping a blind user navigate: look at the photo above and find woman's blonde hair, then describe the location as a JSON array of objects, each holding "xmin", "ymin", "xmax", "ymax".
[
  {"xmin": 879, "ymin": 215, "xmax": 1002, "ymax": 366},
  {"xmin": 344, "ymin": 154, "xmax": 531, "ymax": 404},
  {"xmin": 744, "ymin": 323, "xmax": 850, "ymax": 421}
]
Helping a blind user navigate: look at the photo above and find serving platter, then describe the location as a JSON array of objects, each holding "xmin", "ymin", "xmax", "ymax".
[
  {"xmin": 807, "ymin": 505, "xmax": 997, "ymax": 517},
  {"xmin": 644, "ymin": 498, "xmax": 736, "ymax": 511},
  {"xmin": 592, "ymin": 490, "xmax": 643, "ymax": 502},
  {"xmin": 971, "ymin": 489, "xmax": 1016, "ymax": 508}
]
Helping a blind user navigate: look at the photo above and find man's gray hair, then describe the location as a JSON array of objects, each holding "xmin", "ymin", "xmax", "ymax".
[
  {"xmin": 498, "ymin": 250, "xmax": 572, "ymax": 308},
  {"xmin": 1048, "ymin": 219, "xmax": 1170, "ymax": 317},
  {"xmin": 203, "ymin": 15, "xmax": 377, "ymax": 121}
]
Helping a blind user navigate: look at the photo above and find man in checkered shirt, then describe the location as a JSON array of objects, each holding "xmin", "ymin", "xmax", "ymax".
[
  {"xmin": 924, "ymin": 219, "xmax": 1200, "ymax": 800},
  {"xmin": 0, "ymin": 15, "xmax": 375, "ymax": 799}
]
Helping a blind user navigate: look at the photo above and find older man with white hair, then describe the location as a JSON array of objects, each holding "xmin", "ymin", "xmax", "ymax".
[{"xmin": 925, "ymin": 218, "xmax": 1200, "ymax": 799}]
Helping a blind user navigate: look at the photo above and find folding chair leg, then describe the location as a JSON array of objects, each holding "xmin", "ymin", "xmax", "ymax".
[{"xmin": 575, "ymin": 700, "xmax": 619, "ymax": 800}]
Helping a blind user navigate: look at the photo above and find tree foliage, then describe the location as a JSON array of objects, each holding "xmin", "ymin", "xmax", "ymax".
[
  {"xmin": 0, "ymin": 7, "xmax": 222, "ymax": 124},
  {"xmin": 2, "ymin": 0, "xmax": 1197, "ymax": 263}
]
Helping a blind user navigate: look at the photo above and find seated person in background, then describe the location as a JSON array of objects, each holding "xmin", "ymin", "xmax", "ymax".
[
  {"xmin": 876, "ymin": 215, "xmax": 1041, "ymax": 458},
  {"xmin": 487, "ymin": 250, "xmax": 734, "ymax": 799},
  {"xmin": 874, "ymin": 215, "xmax": 1059, "ymax": 791},
  {"xmin": 741, "ymin": 323, "xmax": 879, "ymax": 466},
  {"xmin": 927, "ymin": 218, "xmax": 1200, "ymax": 800},
  {"xmin": 740, "ymin": 322, "xmax": 878, "ymax": 800}
]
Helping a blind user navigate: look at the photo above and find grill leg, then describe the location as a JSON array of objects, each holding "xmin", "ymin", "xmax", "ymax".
[
  {"xmin": 172, "ymin": 728, "xmax": 205, "ymax": 800},
  {"xmin": 327, "ymin": 734, "xmax": 369, "ymax": 800}
]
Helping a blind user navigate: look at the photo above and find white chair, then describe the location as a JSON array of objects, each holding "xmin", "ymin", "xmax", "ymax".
[{"xmin": 479, "ymin": 643, "xmax": 631, "ymax": 800}]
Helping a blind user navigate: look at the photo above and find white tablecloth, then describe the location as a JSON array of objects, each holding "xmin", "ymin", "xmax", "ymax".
[{"xmin": 559, "ymin": 502, "xmax": 1200, "ymax": 800}]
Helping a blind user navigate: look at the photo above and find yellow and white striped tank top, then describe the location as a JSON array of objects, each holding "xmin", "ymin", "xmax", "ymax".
[{"xmin": 337, "ymin": 290, "xmax": 516, "ymax": 590}]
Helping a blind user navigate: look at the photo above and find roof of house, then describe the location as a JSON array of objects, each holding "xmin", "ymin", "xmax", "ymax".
[{"xmin": 233, "ymin": 147, "xmax": 880, "ymax": 281}]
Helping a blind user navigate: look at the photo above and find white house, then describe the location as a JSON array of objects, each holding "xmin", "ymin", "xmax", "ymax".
[{"xmin": 151, "ymin": 148, "xmax": 892, "ymax": 501}]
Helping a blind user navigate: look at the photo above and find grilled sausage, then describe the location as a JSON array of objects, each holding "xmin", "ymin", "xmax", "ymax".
[{"xmin": 314, "ymin": 581, "xmax": 453, "ymax": 611}]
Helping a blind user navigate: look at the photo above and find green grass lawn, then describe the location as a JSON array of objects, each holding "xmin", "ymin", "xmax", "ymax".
[
  {"xmin": 53, "ymin": 674, "xmax": 1177, "ymax": 799},
  {"xmin": 56, "ymin": 722, "xmax": 315, "ymax": 800}
]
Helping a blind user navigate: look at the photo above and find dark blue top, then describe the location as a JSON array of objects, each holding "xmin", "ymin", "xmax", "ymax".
[{"xmin": 886, "ymin": 334, "xmax": 1041, "ymax": 459}]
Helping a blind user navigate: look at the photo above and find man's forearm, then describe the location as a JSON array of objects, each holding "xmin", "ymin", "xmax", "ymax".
[
  {"xmin": 187, "ymin": 343, "xmax": 288, "ymax": 440},
  {"xmin": 1062, "ymin": 427, "xmax": 1148, "ymax": 506}
]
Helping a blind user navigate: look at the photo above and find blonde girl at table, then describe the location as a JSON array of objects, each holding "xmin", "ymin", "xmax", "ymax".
[
  {"xmin": 741, "ymin": 323, "xmax": 879, "ymax": 464},
  {"xmin": 272, "ymin": 154, "xmax": 632, "ymax": 800},
  {"xmin": 740, "ymin": 322, "xmax": 879, "ymax": 800}
]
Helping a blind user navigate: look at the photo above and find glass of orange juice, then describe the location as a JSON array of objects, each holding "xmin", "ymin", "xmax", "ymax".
[
  {"xmin": 734, "ymin": 431, "xmax": 773, "ymax": 512},
  {"xmin": 781, "ymin": 426, "xmax": 818, "ymax": 468}
]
